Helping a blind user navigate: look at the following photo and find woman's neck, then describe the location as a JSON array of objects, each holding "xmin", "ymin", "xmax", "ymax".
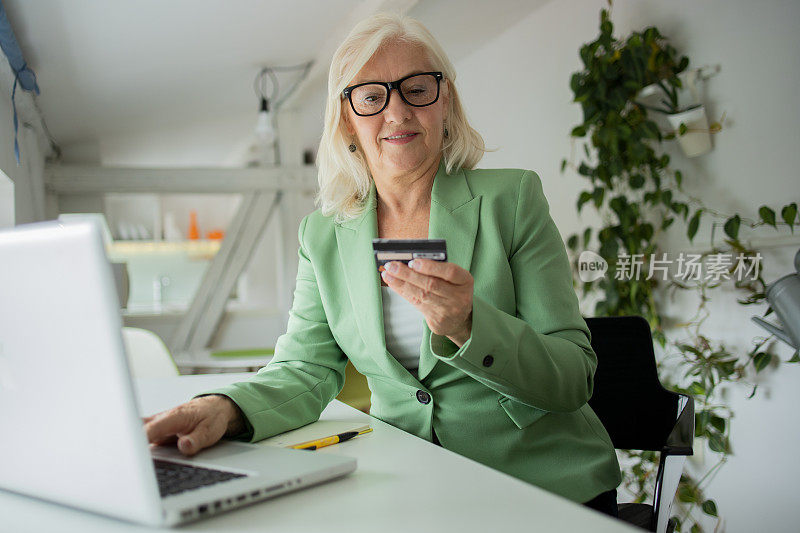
[{"xmin": 373, "ymin": 157, "xmax": 439, "ymax": 220}]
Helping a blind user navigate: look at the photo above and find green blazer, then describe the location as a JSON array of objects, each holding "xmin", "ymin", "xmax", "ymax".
[{"xmin": 205, "ymin": 162, "xmax": 621, "ymax": 503}]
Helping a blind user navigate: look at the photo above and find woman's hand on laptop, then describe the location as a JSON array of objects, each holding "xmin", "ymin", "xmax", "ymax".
[{"xmin": 143, "ymin": 395, "xmax": 247, "ymax": 456}]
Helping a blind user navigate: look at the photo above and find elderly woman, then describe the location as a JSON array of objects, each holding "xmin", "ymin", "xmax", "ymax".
[{"xmin": 145, "ymin": 13, "xmax": 621, "ymax": 516}]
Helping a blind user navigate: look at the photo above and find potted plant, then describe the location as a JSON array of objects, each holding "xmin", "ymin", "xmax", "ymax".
[
  {"xmin": 563, "ymin": 5, "xmax": 799, "ymax": 531},
  {"xmin": 635, "ymin": 66, "xmax": 715, "ymax": 157}
]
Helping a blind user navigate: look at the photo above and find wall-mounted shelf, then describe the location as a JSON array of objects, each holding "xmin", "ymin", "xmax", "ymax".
[
  {"xmin": 45, "ymin": 165, "xmax": 318, "ymax": 194},
  {"xmin": 122, "ymin": 303, "xmax": 282, "ymax": 319},
  {"xmin": 108, "ymin": 240, "xmax": 221, "ymax": 259}
]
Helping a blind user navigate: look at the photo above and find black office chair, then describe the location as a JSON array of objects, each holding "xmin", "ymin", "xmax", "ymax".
[{"xmin": 585, "ymin": 315, "xmax": 694, "ymax": 533}]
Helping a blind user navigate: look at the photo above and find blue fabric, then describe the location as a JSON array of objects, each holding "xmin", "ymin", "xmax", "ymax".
[{"xmin": 0, "ymin": 1, "xmax": 40, "ymax": 164}]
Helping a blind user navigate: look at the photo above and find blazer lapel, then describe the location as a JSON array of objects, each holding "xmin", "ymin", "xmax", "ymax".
[
  {"xmin": 418, "ymin": 164, "xmax": 481, "ymax": 380},
  {"xmin": 334, "ymin": 162, "xmax": 481, "ymax": 384}
]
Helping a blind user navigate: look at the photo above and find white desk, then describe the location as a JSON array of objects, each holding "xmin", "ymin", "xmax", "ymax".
[{"xmin": 0, "ymin": 374, "xmax": 636, "ymax": 532}]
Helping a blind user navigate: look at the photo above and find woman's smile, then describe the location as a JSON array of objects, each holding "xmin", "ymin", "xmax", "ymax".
[{"xmin": 382, "ymin": 131, "xmax": 419, "ymax": 144}]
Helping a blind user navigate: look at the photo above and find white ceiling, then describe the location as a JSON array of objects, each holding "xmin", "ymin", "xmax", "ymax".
[{"xmin": 3, "ymin": 0, "xmax": 548, "ymax": 163}]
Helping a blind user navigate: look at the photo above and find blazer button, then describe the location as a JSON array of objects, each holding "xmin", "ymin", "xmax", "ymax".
[
  {"xmin": 416, "ymin": 390, "xmax": 431, "ymax": 404},
  {"xmin": 483, "ymin": 355, "xmax": 494, "ymax": 367}
]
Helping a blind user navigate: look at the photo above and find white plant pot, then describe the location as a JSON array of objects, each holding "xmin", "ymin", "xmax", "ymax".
[{"xmin": 667, "ymin": 105, "xmax": 712, "ymax": 157}]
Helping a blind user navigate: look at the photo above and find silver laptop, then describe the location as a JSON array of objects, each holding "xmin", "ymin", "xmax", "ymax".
[{"xmin": 0, "ymin": 220, "xmax": 356, "ymax": 526}]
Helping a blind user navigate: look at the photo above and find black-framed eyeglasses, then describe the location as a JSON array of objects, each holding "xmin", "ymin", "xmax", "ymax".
[{"xmin": 342, "ymin": 71, "xmax": 443, "ymax": 117}]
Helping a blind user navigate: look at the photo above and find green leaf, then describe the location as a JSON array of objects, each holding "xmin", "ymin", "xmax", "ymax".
[
  {"xmin": 593, "ymin": 187, "xmax": 606, "ymax": 208},
  {"xmin": 677, "ymin": 483, "xmax": 698, "ymax": 503},
  {"xmin": 788, "ymin": 351, "xmax": 800, "ymax": 363},
  {"xmin": 753, "ymin": 352, "xmax": 772, "ymax": 372},
  {"xmin": 583, "ymin": 227, "xmax": 592, "ymax": 247},
  {"xmin": 629, "ymin": 173, "xmax": 645, "ymax": 189},
  {"xmin": 690, "ymin": 524, "xmax": 701, "ymax": 533},
  {"xmin": 679, "ymin": 343, "xmax": 702, "ymax": 356},
  {"xmin": 623, "ymin": 80, "xmax": 641, "ymax": 94},
  {"xmin": 567, "ymin": 234, "xmax": 579, "ymax": 251},
  {"xmin": 687, "ymin": 210, "xmax": 702, "ymax": 242},
  {"xmin": 759, "ymin": 206, "xmax": 776, "ymax": 228},
  {"xmin": 671, "ymin": 202, "xmax": 689, "ymax": 220},
  {"xmin": 782, "ymin": 203, "xmax": 798, "ymax": 232},
  {"xmin": 708, "ymin": 432, "xmax": 729, "ymax": 453},
  {"xmin": 687, "ymin": 381, "xmax": 705, "ymax": 396},
  {"xmin": 577, "ymin": 191, "xmax": 593, "ymax": 213},
  {"xmin": 678, "ymin": 122, "xmax": 688, "ymax": 136},
  {"xmin": 571, "ymin": 125, "xmax": 587, "ymax": 137},
  {"xmin": 675, "ymin": 170, "xmax": 683, "ymax": 187},
  {"xmin": 560, "ymin": 159, "xmax": 567, "ymax": 173},
  {"xmin": 701, "ymin": 499, "xmax": 718, "ymax": 517},
  {"xmin": 574, "ymin": 91, "xmax": 590, "ymax": 103},
  {"xmin": 723, "ymin": 215, "xmax": 741, "ymax": 240},
  {"xmin": 642, "ymin": 120, "xmax": 661, "ymax": 140},
  {"xmin": 710, "ymin": 415, "xmax": 726, "ymax": 433},
  {"xmin": 642, "ymin": 223, "xmax": 654, "ymax": 240},
  {"xmin": 695, "ymin": 411, "xmax": 710, "ymax": 436},
  {"xmin": 570, "ymin": 72, "xmax": 584, "ymax": 93}
]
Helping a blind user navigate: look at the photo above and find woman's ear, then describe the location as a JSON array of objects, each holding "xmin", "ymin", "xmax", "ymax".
[{"xmin": 341, "ymin": 106, "xmax": 355, "ymax": 136}]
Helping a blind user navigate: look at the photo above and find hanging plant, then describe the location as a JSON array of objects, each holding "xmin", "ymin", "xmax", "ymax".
[{"xmin": 562, "ymin": 4, "xmax": 799, "ymax": 531}]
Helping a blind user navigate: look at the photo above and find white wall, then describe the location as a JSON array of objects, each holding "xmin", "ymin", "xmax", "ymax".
[
  {"xmin": 0, "ymin": 170, "xmax": 13, "ymax": 228},
  {"xmin": 0, "ymin": 57, "xmax": 48, "ymax": 224},
  {"xmin": 451, "ymin": 1, "xmax": 799, "ymax": 531}
]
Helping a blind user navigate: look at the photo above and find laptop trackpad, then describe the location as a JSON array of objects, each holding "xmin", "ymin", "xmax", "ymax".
[{"xmin": 151, "ymin": 441, "xmax": 258, "ymax": 465}]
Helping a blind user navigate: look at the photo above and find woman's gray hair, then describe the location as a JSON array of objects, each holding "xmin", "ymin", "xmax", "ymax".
[{"xmin": 315, "ymin": 12, "xmax": 485, "ymax": 224}]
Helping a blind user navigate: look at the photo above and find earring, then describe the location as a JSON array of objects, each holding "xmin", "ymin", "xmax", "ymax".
[
  {"xmin": 349, "ymin": 142, "xmax": 357, "ymax": 152},
  {"xmin": 443, "ymin": 123, "xmax": 449, "ymax": 138}
]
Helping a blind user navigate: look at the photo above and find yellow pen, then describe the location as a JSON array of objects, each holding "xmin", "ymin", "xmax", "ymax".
[{"xmin": 292, "ymin": 428, "xmax": 373, "ymax": 450}]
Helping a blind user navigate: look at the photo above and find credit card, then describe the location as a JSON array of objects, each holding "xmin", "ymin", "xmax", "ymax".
[{"xmin": 372, "ymin": 239, "xmax": 447, "ymax": 272}]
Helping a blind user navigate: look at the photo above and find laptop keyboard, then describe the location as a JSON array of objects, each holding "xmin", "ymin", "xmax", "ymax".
[{"xmin": 153, "ymin": 459, "xmax": 247, "ymax": 497}]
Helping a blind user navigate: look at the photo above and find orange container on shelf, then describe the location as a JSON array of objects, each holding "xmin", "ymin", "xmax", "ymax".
[
  {"xmin": 206, "ymin": 230, "xmax": 225, "ymax": 240},
  {"xmin": 188, "ymin": 211, "xmax": 200, "ymax": 240}
]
